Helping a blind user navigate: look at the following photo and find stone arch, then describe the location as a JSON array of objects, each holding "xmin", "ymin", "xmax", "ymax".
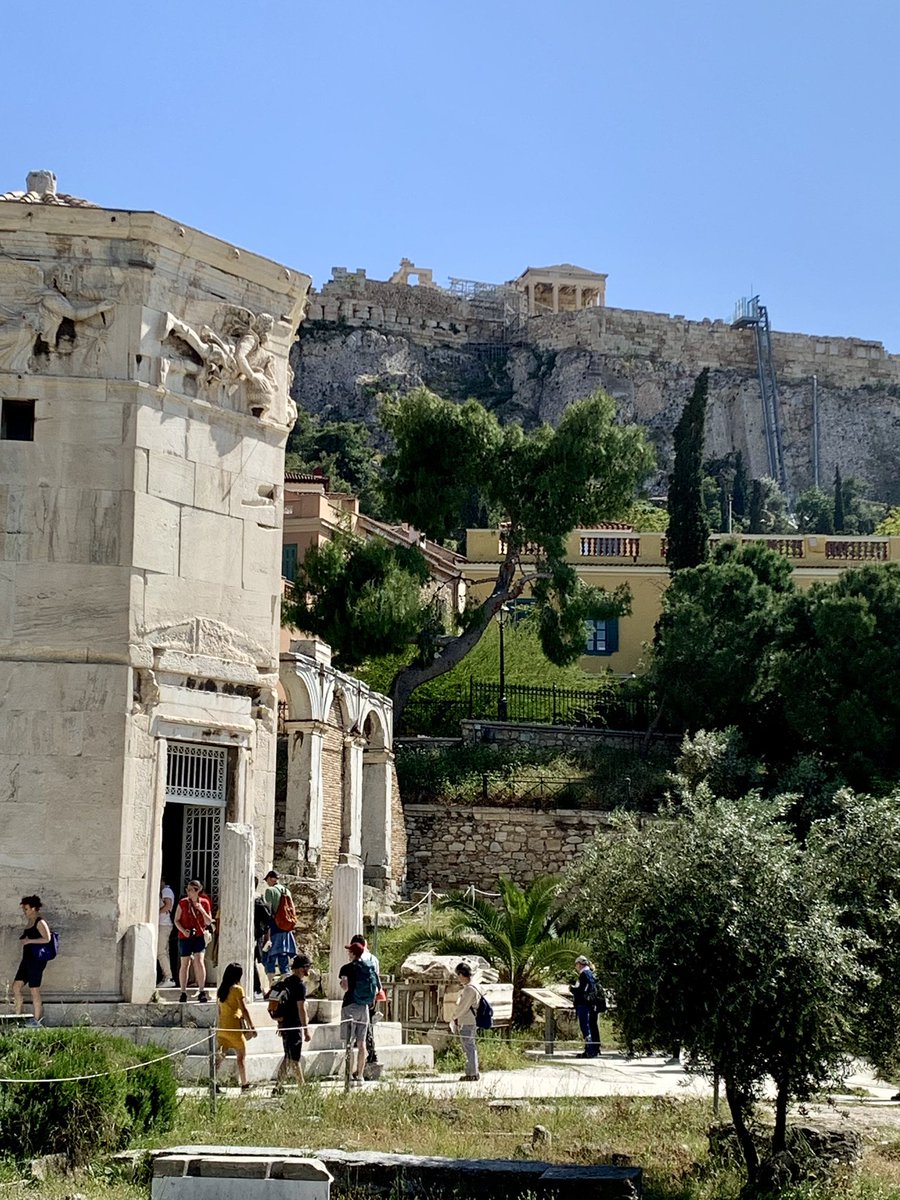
[{"xmin": 278, "ymin": 667, "xmax": 321, "ymax": 867}]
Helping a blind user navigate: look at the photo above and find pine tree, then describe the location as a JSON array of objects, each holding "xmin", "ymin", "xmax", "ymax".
[
  {"xmin": 666, "ymin": 370, "xmax": 710, "ymax": 571},
  {"xmin": 833, "ymin": 465, "xmax": 845, "ymax": 533}
]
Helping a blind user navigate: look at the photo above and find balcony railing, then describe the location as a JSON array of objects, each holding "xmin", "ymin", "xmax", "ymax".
[
  {"xmin": 579, "ymin": 536, "xmax": 642, "ymax": 559},
  {"xmin": 825, "ymin": 540, "xmax": 888, "ymax": 561}
]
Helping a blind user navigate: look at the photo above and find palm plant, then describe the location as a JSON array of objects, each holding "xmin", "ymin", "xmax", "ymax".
[{"xmin": 409, "ymin": 876, "xmax": 586, "ymax": 1028}]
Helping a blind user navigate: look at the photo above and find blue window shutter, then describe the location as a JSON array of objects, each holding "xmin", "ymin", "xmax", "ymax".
[{"xmin": 606, "ymin": 618, "xmax": 619, "ymax": 654}]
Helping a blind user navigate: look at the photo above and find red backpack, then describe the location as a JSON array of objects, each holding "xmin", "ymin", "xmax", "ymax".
[{"xmin": 274, "ymin": 887, "xmax": 296, "ymax": 932}]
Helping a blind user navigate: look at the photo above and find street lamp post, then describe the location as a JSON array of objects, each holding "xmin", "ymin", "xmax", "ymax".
[{"xmin": 498, "ymin": 604, "xmax": 509, "ymax": 721}]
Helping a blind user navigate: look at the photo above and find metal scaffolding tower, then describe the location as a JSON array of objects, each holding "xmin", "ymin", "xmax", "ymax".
[{"xmin": 732, "ymin": 296, "xmax": 787, "ymax": 491}]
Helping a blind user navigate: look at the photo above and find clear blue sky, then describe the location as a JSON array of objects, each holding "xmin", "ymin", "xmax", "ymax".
[{"xmin": 4, "ymin": 2, "xmax": 899, "ymax": 347}]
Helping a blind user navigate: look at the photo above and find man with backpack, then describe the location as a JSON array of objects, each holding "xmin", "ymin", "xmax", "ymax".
[
  {"xmin": 348, "ymin": 934, "xmax": 382, "ymax": 1069},
  {"xmin": 269, "ymin": 954, "xmax": 312, "ymax": 1091},
  {"xmin": 569, "ymin": 954, "xmax": 603, "ymax": 1058},
  {"xmin": 262, "ymin": 870, "xmax": 297, "ymax": 982},
  {"xmin": 338, "ymin": 940, "xmax": 378, "ymax": 1086}
]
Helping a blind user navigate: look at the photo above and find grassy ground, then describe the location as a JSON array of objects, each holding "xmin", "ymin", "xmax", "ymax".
[
  {"xmin": 5, "ymin": 1025, "xmax": 900, "ymax": 1200},
  {"xmin": 8, "ymin": 1082, "xmax": 900, "ymax": 1200}
]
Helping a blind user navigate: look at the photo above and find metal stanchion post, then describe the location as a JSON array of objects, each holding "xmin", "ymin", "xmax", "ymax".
[{"xmin": 207, "ymin": 1027, "xmax": 217, "ymax": 1114}]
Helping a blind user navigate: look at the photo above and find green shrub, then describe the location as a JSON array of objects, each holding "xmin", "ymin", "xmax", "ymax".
[{"xmin": 0, "ymin": 1027, "xmax": 177, "ymax": 1164}]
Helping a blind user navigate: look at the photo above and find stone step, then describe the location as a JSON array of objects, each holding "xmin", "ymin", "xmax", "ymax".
[
  {"xmin": 73, "ymin": 1021, "xmax": 406, "ymax": 1055},
  {"xmin": 181, "ymin": 1042, "xmax": 434, "ymax": 1084}
]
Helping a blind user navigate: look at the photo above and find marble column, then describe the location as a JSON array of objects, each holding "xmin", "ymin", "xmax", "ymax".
[
  {"xmin": 217, "ymin": 822, "xmax": 256, "ymax": 988},
  {"xmin": 361, "ymin": 749, "xmax": 393, "ymax": 885},
  {"xmin": 575, "ymin": 285, "xmax": 583, "ymax": 310},
  {"xmin": 340, "ymin": 735, "xmax": 365, "ymax": 863},
  {"xmin": 284, "ymin": 719, "xmax": 326, "ymax": 868},
  {"xmin": 327, "ymin": 862, "xmax": 363, "ymax": 999},
  {"xmin": 552, "ymin": 282, "xmax": 560, "ymax": 313}
]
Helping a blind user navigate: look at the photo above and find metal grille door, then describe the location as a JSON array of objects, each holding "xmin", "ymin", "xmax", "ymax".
[
  {"xmin": 166, "ymin": 744, "xmax": 227, "ymax": 805},
  {"xmin": 165, "ymin": 743, "xmax": 227, "ymax": 904},
  {"xmin": 182, "ymin": 805, "xmax": 222, "ymax": 904}
]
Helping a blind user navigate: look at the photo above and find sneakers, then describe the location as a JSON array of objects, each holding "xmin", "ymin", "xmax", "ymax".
[
  {"xmin": 458, "ymin": 1073, "xmax": 480, "ymax": 1082},
  {"xmin": 196, "ymin": 990, "xmax": 211, "ymax": 1004},
  {"xmin": 25, "ymin": 1017, "xmax": 43, "ymax": 1028},
  {"xmin": 159, "ymin": 979, "xmax": 176, "ymax": 988},
  {"xmin": 179, "ymin": 991, "xmax": 188, "ymax": 1004},
  {"xmin": 350, "ymin": 1075, "xmax": 364, "ymax": 1087}
]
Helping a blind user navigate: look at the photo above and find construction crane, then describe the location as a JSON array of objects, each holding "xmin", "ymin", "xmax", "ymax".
[{"xmin": 731, "ymin": 296, "xmax": 787, "ymax": 492}]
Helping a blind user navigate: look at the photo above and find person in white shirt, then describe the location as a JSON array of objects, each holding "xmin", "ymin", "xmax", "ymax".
[
  {"xmin": 157, "ymin": 877, "xmax": 176, "ymax": 987},
  {"xmin": 449, "ymin": 962, "xmax": 480, "ymax": 1081}
]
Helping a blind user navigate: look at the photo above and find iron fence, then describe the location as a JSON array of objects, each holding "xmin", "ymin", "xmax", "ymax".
[{"xmin": 396, "ymin": 679, "xmax": 660, "ymax": 737}]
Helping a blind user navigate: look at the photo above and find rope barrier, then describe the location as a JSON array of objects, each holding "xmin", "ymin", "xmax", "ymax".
[{"xmin": 0, "ymin": 1031, "xmax": 213, "ymax": 1084}]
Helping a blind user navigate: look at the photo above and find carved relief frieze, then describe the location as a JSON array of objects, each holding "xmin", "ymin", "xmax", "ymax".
[
  {"xmin": 160, "ymin": 304, "xmax": 286, "ymax": 422},
  {"xmin": 0, "ymin": 261, "xmax": 116, "ymax": 374}
]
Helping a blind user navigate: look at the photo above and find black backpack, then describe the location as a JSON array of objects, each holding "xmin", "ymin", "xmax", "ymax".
[{"xmin": 474, "ymin": 990, "xmax": 494, "ymax": 1030}]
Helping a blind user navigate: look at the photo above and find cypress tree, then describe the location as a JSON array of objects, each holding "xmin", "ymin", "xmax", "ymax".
[
  {"xmin": 666, "ymin": 369, "xmax": 710, "ymax": 571},
  {"xmin": 748, "ymin": 479, "xmax": 765, "ymax": 533},
  {"xmin": 833, "ymin": 465, "xmax": 845, "ymax": 533},
  {"xmin": 732, "ymin": 450, "xmax": 749, "ymax": 519}
]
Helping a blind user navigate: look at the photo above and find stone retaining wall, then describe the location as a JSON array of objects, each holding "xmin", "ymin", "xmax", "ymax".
[{"xmin": 404, "ymin": 804, "xmax": 617, "ymax": 893}]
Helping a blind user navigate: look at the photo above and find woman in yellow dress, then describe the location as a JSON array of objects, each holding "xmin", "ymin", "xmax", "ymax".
[{"xmin": 216, "ymin": 962, "xmax": 257, "ymax": 1090}]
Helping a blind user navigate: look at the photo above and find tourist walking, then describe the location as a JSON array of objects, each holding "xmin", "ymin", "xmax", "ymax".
[
  {"xmin": 13, "ymin": 895, "xmax": 53, "ymax": 1027},
  {"xmin": 157, "ymin": 876, "xmax": 176, "ymax": 987},
  {"xmin": 215, "ymin": 962, "xmax": 257, "ymax": 1090},
  {"xmin": 569, "ymin": 954, "xmax": 602, "ymax": 1058},
  {"xmin": 262, "ymin": 870, "xmax": 297, "ymax": 981},
  {"xmin": 339, "ymin": 940, "xmax": 377, "ymax": 1086},
  {"xmin": 449, "ymin": 962, "xmax": 480, "ymax": 1081},
  {"xmin": 271, "ymin": 954, "xmax": 312, "ymax": 1091},
  {"xmin": 174, "ymin": 879, "xmax": 213, "ymax": 1003},
  {"xmin": 348, "ymin": 933, "xmax": 383, "ymax": 1067}
]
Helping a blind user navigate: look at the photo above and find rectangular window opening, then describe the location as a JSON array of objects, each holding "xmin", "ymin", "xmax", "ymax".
[{"xmin": 1, "ymin": 399, "xmax": 35, "ymax": 442}]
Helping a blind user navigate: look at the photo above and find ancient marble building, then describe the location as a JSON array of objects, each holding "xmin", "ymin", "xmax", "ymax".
[{"xmin": 0, "ymin": 173, "xmax": 309, "ymax": 1001}]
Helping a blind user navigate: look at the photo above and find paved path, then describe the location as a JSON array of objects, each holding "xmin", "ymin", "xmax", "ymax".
[{"xmin": 194, "ymin": 1050, "xmax": 900, "ymax": 1107}]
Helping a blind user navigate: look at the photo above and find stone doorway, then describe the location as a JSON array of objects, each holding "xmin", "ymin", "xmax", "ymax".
[{"xmin": 162, "ymin": 743, "xmax": 229, "ymax": 905}]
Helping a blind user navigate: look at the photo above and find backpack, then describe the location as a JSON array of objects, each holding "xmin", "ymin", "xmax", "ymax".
[
  {"xmin": 34, "ymin": 931, "xmax": 59, "ymax": 962},
  {"xmin": 253, "ymin": 897, "xmax": 273, "ymax": 941},
  {"xmin": 585, "ymin": 978, "xmax": 607, "ymax": 1013},
  {"xmin": 351, "ymin": 957, "xmax": 378, "ymax": 1006},
  {"xmin": 267, "ymin": 981, "xmax": 291, "ymax": 1022},
  {"xmin": 274, "ymin": 888, "xmax": 296, "ymax": 932},
  {"xmin": 474, "ymin": 990, "xmax": 494, "ymax": 1030}
]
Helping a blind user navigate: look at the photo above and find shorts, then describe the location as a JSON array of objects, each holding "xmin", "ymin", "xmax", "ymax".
[
  {"xmin": 280, "ymin": 1027, "xmax": 303, "ymax": 1062},
  {"xmin": 342, "ymin": 1002, "xmax": 369, "ymax": 1044},
  {"xmin": 15, "ymin": 957, "xmax": 46, "ymax": 989},
  {"xmin": 178, "ymin": 935, "xmax": 206, "ymax": 957}
]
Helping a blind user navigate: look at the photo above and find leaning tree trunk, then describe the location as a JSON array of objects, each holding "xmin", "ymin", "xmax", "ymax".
[
  {"xmin": 724, "ymin": 1076, "xmax": 760, "ymax": 1183},
  {"xmin": 771, "ymin": 1075, "xmax": 789, "ymax": 1156}
]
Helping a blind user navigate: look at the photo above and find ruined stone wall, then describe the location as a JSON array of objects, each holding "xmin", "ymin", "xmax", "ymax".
[
  {"xmin": 320, "ymin": 709, "xmax": 344, "ymax": 881},
  {"xmin": 293, "ymin": 272, "xmax": 900, "ymax": 502},
  {"xmin": 403, "ymin": 804, "xmax": 614, "ymax": 893}
]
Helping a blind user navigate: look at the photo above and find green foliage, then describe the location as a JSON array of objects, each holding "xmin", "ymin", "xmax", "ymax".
[
  {"xmin": 650, "ymin": 540, "xmax": 794, "ymax": 733},
  {"xmin": 875, "ymin": 506, "xmax": 900, "ymax": 535},
  {"xmin": 566, "ymin": 799, "xmax": 860, "ymax": 1181},
  {"xmin": 284, "ymin": 529, "xmax": 438, "ymax": 670},
  {"xmin": 406, "ymin": 876, "xmax": 586, "ymax": 1028},
  {"xmin": 286, "ymin": 411, "xmax": 382, "ymax": 516},
  {"xmin": 372, "ymin": 387, "xmax": 652, "ymax": 722},
  {"xmin": 796, "ymin": 487, "xmax": 834, "ymax": 534},
  {"xmin": 356, "ymin": 618, "xmax": 596, "ymax": 699},
  {"xmin": 732, "ymin": 450, "xmax": 749, "ymax": 518},
  {"xmin": 621, "ymin": 499, "xmax": 668, "ymax": 532},
  {"xmin": 666, "ymin": 727, "xmax": 765, "ymax": 804},
  {"xmin": 762, "ymin": 563, "xmax": 900, "ymax": 789},
  {"xmin": 666, "ymin": 370, "xmax": 709, "ymax": 571},
  {"xmin": 396, "ymin": 740, "xmax": 674, "ymax": 811},
  {"xmin": 808, "ymin": 789, "xmax": 900, "ymax": 1081},
  {"xmin": 0, "ymin": 1028, "xmax": 177, "ymax": 1164}
]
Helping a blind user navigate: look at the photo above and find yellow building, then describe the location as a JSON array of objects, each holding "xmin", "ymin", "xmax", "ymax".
[{"xmin": 463, "ymin": 527, "xmax": 900, "ymax": 676}]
